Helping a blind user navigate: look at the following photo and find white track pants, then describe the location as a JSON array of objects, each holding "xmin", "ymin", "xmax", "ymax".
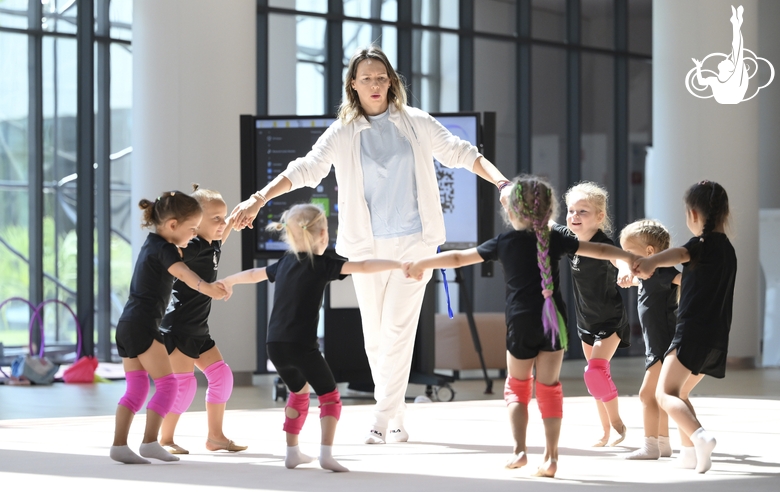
[{"xmin": 350, "ymin": 233, "xmax": 436, "ymax": 429}]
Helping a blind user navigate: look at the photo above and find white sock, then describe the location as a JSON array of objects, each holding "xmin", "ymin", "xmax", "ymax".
[
  {"xmin": 285, "ymin": 445, "xmax": 315, "ymax": 469},
  {"xmin": 387, "ymin": 425, "xmax": 409, "ymax": 442},
  {"xmin": 364, "ymin": 427, "xmax": 386, "ymax": 444},
  {"xmin": 319, "ymin": 445, "xmax": 349, "ymax": 472},
  {"xmin": 658, "ymin": 435, "xmax": 672, "ymax": 458},
  {"xmin": 691, "ymin": 427, "xmax": 716, "ymax": 474},
  {"xmin": 674, "ymin": 445, "xmax": 697, "ymax": 469},
  {"xmin": 625, "ymin": 436, "xmax": 660, "ymax": 460},
  {"xmin": 110, "ymin": 445, "xmax": 151, "ymax": 464},
  {"xmin": 139, "ymin": 441, "xmax": 180, "ymax": 462}
]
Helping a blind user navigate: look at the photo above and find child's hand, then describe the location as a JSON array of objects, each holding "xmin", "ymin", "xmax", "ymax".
[
  {"xmin": 632, "ymin": 257, "xmax": 656, "ymax": 279},
  {"xmin": 403, "ymin": 261, "xmax": 424, "ymax": 281},
  {"xmin": 215, "ymin": 280, "xmax": 233, "ymax": 301},
  {"xmin": 202, "ymin": 281, "xmax": 228, "ymax": 300},
  {"xmin": 616, "ymin": 270, "xmax": 635, "ymax": 288}
]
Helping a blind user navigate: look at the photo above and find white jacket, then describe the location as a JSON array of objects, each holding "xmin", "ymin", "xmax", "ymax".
[{"xmin": 280, "ymin": 105, "xmax": 482, "ymax": 259}]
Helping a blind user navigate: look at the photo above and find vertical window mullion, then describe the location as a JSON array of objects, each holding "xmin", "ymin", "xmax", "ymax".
[
  {"xmin": 96, "ymin": 0, "xmax": 111, "ymax": 361},
  {"xmin": 517, "ymin": 0, "xmax": 531, "ymax": 175},
  {"xmin": 326, "ymin": 0, "xmax": 343, "ymax": 115},
  {"xmin": 28, "ymin": 0, "xmax": 44, "ymax": 316},
  {"xmin": 76, "ymin": 0, "xmax": 95, "ymax": 358},
  {"xmin": 566, "ymin": 0, "xmax": 581, "ymax": 184},
  {"xmin": 458, "ymin": 0, "xmax": 474, "ymax": 111},
  {"xmin": 614, "ymin": 0, "xmax": 629, "ymax": 232}
]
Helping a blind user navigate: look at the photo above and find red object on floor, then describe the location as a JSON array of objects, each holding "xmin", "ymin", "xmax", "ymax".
[{"xmin": 63, "ymin": 356, "xmax": 98, "ymax": 383}]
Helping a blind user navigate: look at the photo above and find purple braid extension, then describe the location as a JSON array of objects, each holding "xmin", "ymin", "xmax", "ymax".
[{"xmin": 529, "ymin": 183, "xmax": 567, "ymax": 351}]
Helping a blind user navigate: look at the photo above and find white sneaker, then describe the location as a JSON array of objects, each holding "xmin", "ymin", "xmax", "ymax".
[{"xmin": 387, "ymin": 426, "xmax": 409, "ymax": 442}]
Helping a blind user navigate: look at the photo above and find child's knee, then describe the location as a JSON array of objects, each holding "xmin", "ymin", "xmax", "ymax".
[
  {"xmin": 119, "ymin": 370, "xmax": 150, "ymax": 414},
  {"xmin": 583, "ymin": 358, "xmax": 618, "ymax": 402},
  {"xmin": 204, "ymin": 360, "xmax": 233, "ymax": 404},
  {"xmin": 504, "ymin": 376, "xmax": 533, "ymax": 406},
  {"xmin": 318, "ymin": 389, "xmax": 342, "ymax": 420},
  {"xmin": 639, "ymin": 384, "xmax": 657, "ymax": 405},
  {"xmin": 283, "ymin": 391, "xmax": 310, "ymax": 435}
]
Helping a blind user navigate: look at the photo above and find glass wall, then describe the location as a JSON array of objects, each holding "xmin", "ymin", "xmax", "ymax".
[
  {"xmin": 0, "ymin": 0, "xmax": 132, "ymax": 358},
  {"xmin": 258, "ymin": 0, "xmax": 653, "ymax": 359}
]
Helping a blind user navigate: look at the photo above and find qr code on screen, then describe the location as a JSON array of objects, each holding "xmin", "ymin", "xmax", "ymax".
[{"xmin": 435, "ymin": 160, "xmax": 455, "ymax": 213}]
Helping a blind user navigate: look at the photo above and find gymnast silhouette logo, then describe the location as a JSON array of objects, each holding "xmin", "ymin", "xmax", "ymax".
[{"xmin": 685, "ymin": 5, "xmax": 774, "ymax": 104}]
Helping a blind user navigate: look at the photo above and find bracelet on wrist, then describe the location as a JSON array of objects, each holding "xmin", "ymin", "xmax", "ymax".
[
  {"xmin": 496, "ymin": 180, "xmax": 512, "ymax": 192},
  {"xmin": 252, "ymin": 192, "xmax": 268, "ymax": 205}
]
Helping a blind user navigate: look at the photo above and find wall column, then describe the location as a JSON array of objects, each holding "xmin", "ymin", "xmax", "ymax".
[
  {"xmin": 650, "ymin": 0, "xmax": 760, "ymax": 364},
  {"xmin": 133, "ymin": 0, "xmax": 257, "ymax": 380}
]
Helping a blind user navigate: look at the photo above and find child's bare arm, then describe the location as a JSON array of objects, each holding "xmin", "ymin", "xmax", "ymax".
[
  {"xmin": 220, "ymin": 267, "xmax": 269, "ymax": 287},
  {"xmin": 633, "ymin": 247, "xmax": 690, "ymax": 278},
  {"xmin": 405, "ymin": 248, "xmax": 484, "ymax": 281},
  {"xmin": 576, "ymin": 241, "xmax": 637, "ymax": 265},
  {"xmin": 220, "ymin": 216, "xmax": 235, "ymax": 245},
  {"xmin": 340, "ymin": 260, "xmax": 402, "ymax": 275},
  {"xmin": 168, "ymin": 262, "xmax": 227, "ymax": 300}
]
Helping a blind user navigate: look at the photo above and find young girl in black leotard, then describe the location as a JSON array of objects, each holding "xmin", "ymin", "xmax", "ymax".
[
  {"xmin": 159, "ymin": 185, "xmax": 246, "ymax": 455},
  {"xmin": 633, "ymin": 180, "xmax": 736, "ymax": 474},
  {"xmin": 110, "ymin": 191, "xmax": 226, "ymax": 464},
  {"xmin": 219, "ymin": 203, "xmax": 402, "ymax": 472}
]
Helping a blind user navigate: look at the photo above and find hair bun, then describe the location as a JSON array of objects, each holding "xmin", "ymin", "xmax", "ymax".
[{"xmin": 192, "ymin": 183, "xmax": 200, "ymax": 192}]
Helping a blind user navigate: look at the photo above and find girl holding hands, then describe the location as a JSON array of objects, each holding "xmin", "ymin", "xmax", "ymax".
[
  {"xmin": 219, "ymin": 203, "xmax": 404, "ymax": 472},
  {"xmin": 552, "ymin": 182, "xmax": 631, "ymax": 447},
  {"xmin": 111, "ymin": 192, "xmax": 226, "ymax": 464},
  {"xmin": 404, "ymin": 176, "xmax": 637, "ymax": 477},
  {"xmin": 632, "ymin": 180, "xmax": 736, "ymax": 474}
]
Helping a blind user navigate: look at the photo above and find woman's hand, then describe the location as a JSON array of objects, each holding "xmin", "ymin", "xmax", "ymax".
[
  {"xmin": 229, "ymin": 195, "xmax": 264, "ymax": 230},
  {"xmin": 499, "ymin": 183, "xmax": 513, "ymax": 209}
]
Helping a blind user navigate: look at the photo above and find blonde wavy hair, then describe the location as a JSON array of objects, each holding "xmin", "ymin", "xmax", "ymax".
[
  {"xmin": 266, "ymin": 203, "xmax": 327, "ymax": 262},
  {"xmin": 619, "ymin": 219, "xmax": 671, "ymax": 252},
  {"xmin": 338, "ymin": 45, "xmax": 407, "ymax": 124},
  {"xmin": 564, "ymin": 181, "xmax": 613, "ymax": 236}
]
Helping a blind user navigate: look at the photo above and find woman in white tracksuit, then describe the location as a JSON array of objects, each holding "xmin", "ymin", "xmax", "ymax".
[{"xmin": 231, "ymin": 45, "xmax": 511, "ymax": 444}]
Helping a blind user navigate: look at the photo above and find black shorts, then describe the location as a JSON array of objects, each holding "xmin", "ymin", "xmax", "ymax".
[
  {"xmin": 266, "ymin": 342, "xmax": 337, "ymax": 395},
  {"xmin": 115, "ymin": 321, "xmax": 164, "ymax": 359},
  {"xmin": 643, "ymin": 325, "xmax": 675, "ymax": 370},
  {"xmin": 162, "ymin": 329, "xmax": 217, "ymax": 359},
  {"xmin": 666, "ymin": 339, "xmax": 726, "ymax": 379},
  {"xmin": 506, "ymin": 316, "xmax": 562, "ymax": 360},
  {"xmin": 579, "ymin": 325, "xmax": 630, "ymax": 349}
]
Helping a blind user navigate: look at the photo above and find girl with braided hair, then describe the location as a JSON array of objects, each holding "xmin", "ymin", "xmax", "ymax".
[
  {"xmin": 404, "ymin": 175, "xmax": 636, "ymax": 477},
  {"xmin": 632, "ymin": 181, "xmax": 735, "ymax": 474},
  {"xmin": 218, "ymin": 203, "xmax": 403, "ymax": 472},
  {"xmin": 552, "ymin": 181, "xmax": 630, "ymax": 448}
]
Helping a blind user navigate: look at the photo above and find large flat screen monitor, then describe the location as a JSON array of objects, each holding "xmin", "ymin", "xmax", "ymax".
[{"xmin": 240, "ymin": 113, "xmax": 491, "ymax": 259}]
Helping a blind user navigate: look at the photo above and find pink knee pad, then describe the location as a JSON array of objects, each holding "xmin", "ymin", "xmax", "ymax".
[
  {"xmin": 283, "ymin": 393, "xmax": 309, "ymax": 434},
  {"xmin": 318, "ymin": 389, "xmax": 342, "ymax": 420},
  {"xmin": 204, "ymin": 360, "xmax": 233, "ymax": 404},
  {"xmin": 146, "ymin": 374, "xmax": 178, "ymax": 418},
  {"xmin": 118, "ymin": 370, "xmax": 150, "ymax": 414},
  {"xmin": 536, "ymin": 381, "xmax": 563, "ymax": 419},
  {"xmin": 283, "ymin": 391, "xmax": 310, "ymax": 435},
  {"xmin": 170, "ymin": 373, "xmax": 198, "ymax": 415},
  {"xmin": 584, "ymin": 358, "xmax": 618, "ymax": 402},
  {"xmin": 504, "ymin": 376, "xmax": 533, "ymax": 406}
]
